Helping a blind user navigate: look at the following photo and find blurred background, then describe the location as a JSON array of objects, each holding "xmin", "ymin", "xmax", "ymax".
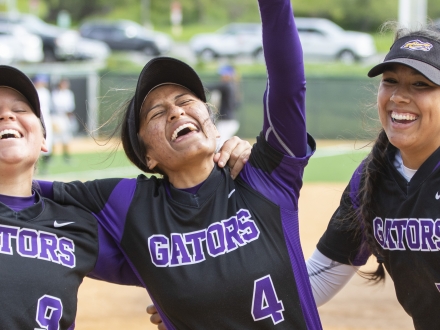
[
  {"xmin": 1, "ymin": 0, "xmax": 439, "ymax": 145},
  {"xmin": 1, "ymin": 1, "xmax": 435, "ymax": 328}
]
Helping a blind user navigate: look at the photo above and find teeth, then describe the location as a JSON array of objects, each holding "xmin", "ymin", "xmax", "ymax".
[
  {"xmin": 391, "ymin": 112, "xmax": 418, "ymax": 121},
  {"xmin": 0, "ymin": 129, "xmax": 20, "ymax": 139},
  {"xmin": 171, "ymin": 123, "xmax": 197, "ymax": 141}
]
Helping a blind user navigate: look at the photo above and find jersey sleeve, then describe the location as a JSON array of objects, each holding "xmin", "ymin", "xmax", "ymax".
[
  {"xmin": 259, "ymin": 0, "xmax": 308, "ymax": 158},
  {"xmin": 53, "ymin": 178, "xmax": 144, "ymax": 286},
  {"xmin": 316, "ymin": 163, "xmax": 371, "ymax": 266}
]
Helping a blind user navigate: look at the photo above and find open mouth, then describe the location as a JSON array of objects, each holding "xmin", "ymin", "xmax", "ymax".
[
  {"xmin": 391, "ymin": 112, "xmax": 418, "ymax": 124},
  {"xmin": 0, "ymin": 129, "xmax": 21, "ymax": 139},
  {"xmin": 171, "ymin": 123, "xmax": 198, "ymax": 141}
]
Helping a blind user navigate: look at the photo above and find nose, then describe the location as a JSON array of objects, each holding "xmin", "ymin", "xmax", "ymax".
[
  {"xmin": 390, "ymin": 85, "xmax": 410, "ymax": 104},
  {"xmin": 167, "ymin": 105, "xmax": 185, "ymax": 121},
  {"xmin": 0, "ymin": 108, "xmax": 16, "ymax": 121}
]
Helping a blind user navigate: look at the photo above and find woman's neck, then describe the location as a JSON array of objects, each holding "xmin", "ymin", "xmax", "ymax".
[
  {"xmin": 399, "ymin": 147, "xmax": 436, "ymax": 170},
  {"xmin": 166, "ymin": 159, "xmax": 215, "ymax": 189},
  {"xmin": 0, "ymin": 167, "xmax": 33, "ymax": 197}
]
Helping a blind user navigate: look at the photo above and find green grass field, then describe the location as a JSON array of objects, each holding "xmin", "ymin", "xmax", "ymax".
[
  {"xmin": 35, "ymin": 144, "xmax": 370, "ymax": 183},
  {"xmin": 304, "ymin": 148, "xmax": 369, "ymax": 182}
]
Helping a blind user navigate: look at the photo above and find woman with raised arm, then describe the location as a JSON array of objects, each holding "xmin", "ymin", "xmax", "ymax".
[{"xmin": 43, "ymin": 0, "xmax": 322, "ymax": 328}]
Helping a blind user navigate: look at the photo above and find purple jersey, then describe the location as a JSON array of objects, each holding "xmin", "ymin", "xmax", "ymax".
[{"xmin": 46, "ymin": 0, "xmax": 321, "ymax": 328}]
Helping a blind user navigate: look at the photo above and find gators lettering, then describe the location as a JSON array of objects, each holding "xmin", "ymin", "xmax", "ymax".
[
  {"xmin": 373, "ymin": 217, "xmax": 440, "ymax": 251},
  {"xmin": 0, "ymin": 225, "xmax": 75, "ymax": 268},
  {"xmin": 149, "ymin": 209, "xmax": 260, "ymax": 267}
]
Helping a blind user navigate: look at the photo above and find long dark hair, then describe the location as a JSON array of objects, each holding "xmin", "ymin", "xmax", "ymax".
[{"xmin": 355, "ymin": 22, "xmax": 440, "ymax": 282}]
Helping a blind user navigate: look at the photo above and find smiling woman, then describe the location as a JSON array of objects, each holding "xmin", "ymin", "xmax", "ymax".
[
  {"xmin": 39, "ymin": 0, "xmax": 325, "ymax": 328},
  {"xmin": 309, "ymin": 24, "xmax": 440, "ymax": 330},
  {"xmin": 0, "ymin": 65, "xmax": 100, "ymax": 329}
]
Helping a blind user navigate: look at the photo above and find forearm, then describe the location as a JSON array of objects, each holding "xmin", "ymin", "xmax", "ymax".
[
  {"xmin": 259, "ymin": 0, "xmax": 307, "ymax": 157},
  {"xmin": 307, "ymin": 249, "xmax": 358, "ymax": 307}
]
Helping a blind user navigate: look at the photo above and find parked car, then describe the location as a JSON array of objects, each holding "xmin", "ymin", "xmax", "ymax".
[
  {"xmin": 190, "ymin": 19, "xmax": 376, "ymax": 64},
  {"xmin": 295, "ymin": 17, "xmax": 377, "ymax": 63},
  {"xmin": 189, "ymin": 23, "xmax": 263, "ymax": 61},
  {"xmin": 79, "ymin": 20, "xmax": 173, "ymax": 56},
  {"xmin": 0, "ymin": 12, "xmax": 109, "ymax": 62},
  {"xmin": 0, "ymin": 24, "xmax": 43, "ymax": 63},
  {"xmin": 0, "ymin": 38, "xmax": 14, "ymax": 64}
]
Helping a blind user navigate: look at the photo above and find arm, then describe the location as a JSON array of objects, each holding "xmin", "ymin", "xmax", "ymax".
[
  {"xmin": 259, "ymin": 0, "xmax": 308, "ymax": 158},
  {"xmin": 307, "ymin": 249, "xmax": 357, "ymax": 307}
]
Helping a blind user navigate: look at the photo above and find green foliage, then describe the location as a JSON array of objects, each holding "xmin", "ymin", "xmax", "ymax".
[{"xmin": 12, "ymin": 0, "xmax": 440, "ymax": 32}]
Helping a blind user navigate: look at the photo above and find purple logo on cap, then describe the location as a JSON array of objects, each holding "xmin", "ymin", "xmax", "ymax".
[{"xmin": 401, "ymin": 40, "xmax": 433, "ymax": 52}]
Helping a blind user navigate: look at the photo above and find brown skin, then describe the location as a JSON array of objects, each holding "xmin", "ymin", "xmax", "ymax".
[
  {"xmin": 378, "ymin": 64, "xmax": 440, "ymax": 170},
  {"xmin": 215, "ymin": 135, "xmax": 250, "ymax": 179},
  {"xmin": 0, "ymin": 87, "xmax": 47, "ymax": 196},
  {"xmin": 146, "ymin": 304, "xmax": 166, "ymax": 330},
  {"xmin": 139, "ymin": 84, "xmax": 220, "ymax": 189}
]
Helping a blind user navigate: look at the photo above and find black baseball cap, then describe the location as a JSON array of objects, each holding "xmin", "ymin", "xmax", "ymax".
[
  {"xmin": 132, "ymin": 57, "xmax": 206, "ymax": 131},
  {"xmin": 368, "ymin": 35, "xmax": 440, "ymax": 85},
  {"xmin": 0, "ymin": 65, "xmax": 45, "ymax": 135},
  {"xmin": 126, "ymin": 57, "xmax": 206, "ymax": 173}
]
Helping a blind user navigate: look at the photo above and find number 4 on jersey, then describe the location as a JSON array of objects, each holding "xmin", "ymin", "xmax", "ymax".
[{"xmin": 251, "ymin": 275, "xmax": 285, "ymax": 324}]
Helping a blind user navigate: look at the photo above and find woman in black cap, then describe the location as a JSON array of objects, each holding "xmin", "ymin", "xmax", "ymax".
[
  {"xmin": 306, "ymin": 24, "xmax": 440, "ymax": 330},
  {"xmin": 0, "ymin": 65, "xmax": 100, "ymax": 329},
  {"xmin": 0, "ymin": 64, "xmax": 247, "ymax": 329},
  {"xmin": 39, "ymin": 0, "xmax": 324, "ymax": 328}
]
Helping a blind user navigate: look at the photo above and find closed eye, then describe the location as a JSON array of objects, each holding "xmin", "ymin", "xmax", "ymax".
[
  {"xmin": 382, "ymin": 77, "xmax": 397, "ymax": 84},
  {"xmin": 413, "ymin": 81, "xmax": 430, "ymax": 87}
]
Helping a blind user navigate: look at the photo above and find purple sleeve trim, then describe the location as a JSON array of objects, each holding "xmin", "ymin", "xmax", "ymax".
[
  {"xmin": 259, "ymin": 0, "xmax": 307, "ymax": 157},
  {"xmin": 94, "ymin": 179, "xmax": 136, "ymax": 242},
  {"xmin": 348, "ymin": 161, "xmax": 371, "ymax": 265},
  {"xmin": 35, "ymin": 180, "xmax": 54, "ymax": 200},
  {"xmin": 281, "ymin": 208, "xmax": 322, "ymax": 329},
  {"xmin": 90, "ymin": 178, "xmax": 176, "ymax": 328},
  {"xmin": 349, "ymin": 162, "xmax": 364, "ymax": 210},
  {"xmin": 241, "ymin": 151, "xmax": 311, "ymax": 211}
]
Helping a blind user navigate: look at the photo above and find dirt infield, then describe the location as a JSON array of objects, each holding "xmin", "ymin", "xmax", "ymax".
[{"xmin": 73, "ymin": 180, "xmax": 413, "ymax": 329}]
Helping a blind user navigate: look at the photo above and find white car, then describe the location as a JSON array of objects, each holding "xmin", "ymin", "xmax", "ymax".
[
  {"xmin": 190, "ymin": 19, "xmax": 376, "ymax": 64},
  {"xmin": 295, "ymin": 17, "xmax": 377, "ymax": 63},
  {"xmin": 0, "ymin": 24, "xmax": 43, "ymax": 63},
  {"xmin": 190, "ymin": 23, "xmax": 263, "ymax": 61},
  {"xmin": 0, "ymin": 38, "xmax": 14, "ymax": 64}
]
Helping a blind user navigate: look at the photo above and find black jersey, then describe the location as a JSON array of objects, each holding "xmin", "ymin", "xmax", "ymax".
[
  {"xmin": 317, "ymin": 145, "xmax": 440, "ymax": 330},
  {"xmin": 53, "ymin": 134, "xmax": 321, "ymax": 329},
  {"xmin": 48, "ymin": 0, "xmax": 323, "ymax": 328},
  {"xmin": 0, "ymin": 191, "xmax": 98, "ymax": 329}
]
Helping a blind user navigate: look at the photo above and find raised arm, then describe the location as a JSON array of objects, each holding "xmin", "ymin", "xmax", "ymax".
[{"xmin": 259, "ymin": 0, "xmax": 307, "ymax": 158}]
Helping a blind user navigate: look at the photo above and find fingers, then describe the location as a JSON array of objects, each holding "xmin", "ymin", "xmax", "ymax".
[
  {"xmin": 146, "ymin": 304, "xmax": 167, "ymax": 329},
  {"xmin": 215, "ymin": 136, "xmax": 251, "ymax": 179},
  {"xmin": 146, "ymin": 304, "xmax": 157, "ymax": 316},
  {"xmin": 229, "ymin": 143, "xmax": 251, "ymax": 179}
]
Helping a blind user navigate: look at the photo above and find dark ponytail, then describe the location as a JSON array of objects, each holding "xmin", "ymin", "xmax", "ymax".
[{"xmin": 356, "ymin": 129, "xmax": 389, "ymax": 282}]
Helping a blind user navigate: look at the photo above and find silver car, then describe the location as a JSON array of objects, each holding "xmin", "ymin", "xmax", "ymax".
[
  {"xmin": 296, "ymin": 17, "xmax": 377, "ymax": 64},
  {"xmin": 190, "ymin": 23, "xmax": 263, "ymax": 61},
  {"xmin": 190, "ymin": 19, "xmax": 376, "ymax": 64}
]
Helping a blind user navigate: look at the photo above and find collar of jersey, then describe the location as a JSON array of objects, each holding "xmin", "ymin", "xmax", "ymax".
[
  {"xmin": 387, "ymin": 144, "xmax": 440, "ymax": 193},
  {"xmin": 0, "ymin": 189, "xmax": 44, "ymax": 221},
  {"xmin": 166, "ymin": 164, "xmax": 226, "ymax": 207}
]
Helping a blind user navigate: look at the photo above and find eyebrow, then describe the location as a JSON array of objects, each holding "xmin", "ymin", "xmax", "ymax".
[
  {"xmin": 145, "ymin": 92, "xmax": 192, "ymax": 113},
  {"xmin": 383, "ymin": 66, "xmax": 425, "ymax": 77}
]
